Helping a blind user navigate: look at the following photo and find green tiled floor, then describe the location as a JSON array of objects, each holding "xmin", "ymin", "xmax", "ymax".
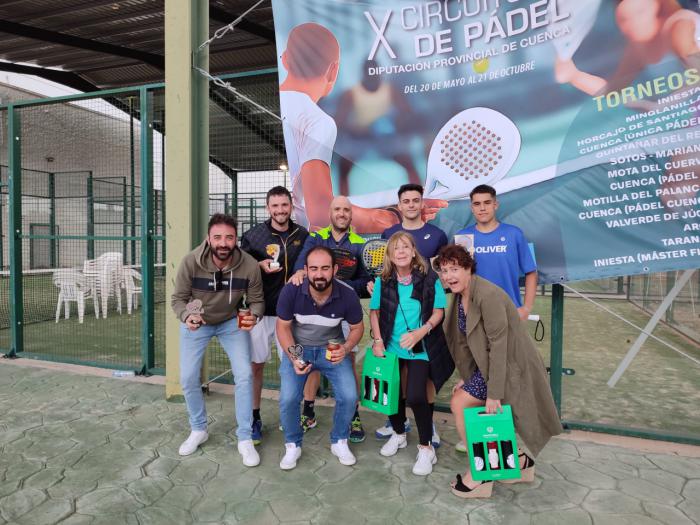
[{"xmin": 1, "ymin": 363, "xmax": 699, "ymax": 524}]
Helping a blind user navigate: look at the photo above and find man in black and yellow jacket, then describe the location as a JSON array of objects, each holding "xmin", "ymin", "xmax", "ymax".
[
  {"xmin": 240, "ymin": 186, "xmax": 309, "ymax": 443},
  {"xmin": 171, "ymin": 213, "xmax": 264, "ymax": 466}
]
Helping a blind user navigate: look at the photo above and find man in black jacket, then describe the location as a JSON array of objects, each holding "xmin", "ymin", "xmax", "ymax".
[{"xmin": 240, "ymin": 186, "xmax": 309, "ymax": 443}]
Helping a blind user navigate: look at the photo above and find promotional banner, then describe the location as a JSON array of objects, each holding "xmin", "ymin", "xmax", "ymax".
[{"xmin": 271, "ymin": 0, "xmax": 700, "ymax": 283}]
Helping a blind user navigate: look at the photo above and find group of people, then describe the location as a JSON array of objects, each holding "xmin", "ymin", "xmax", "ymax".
[{"xmin": 171, "ymin": 182, "xmax": 561, "ymax": 498}]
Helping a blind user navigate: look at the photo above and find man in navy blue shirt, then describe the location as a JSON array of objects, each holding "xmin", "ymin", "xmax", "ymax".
[
  {"xmin": 377, "ymin": 183, "xmax": 448, "ymax": 444},
  {"xmin": 290, "ymin": 196, "xmax": 371, "ymax": 442},
  {"xmin": 382, "ymin": 184, "xmax": 448, "ymax": 260},
  {"xmin": 276, "ymin": 246, "xmax": 364, "ymax": 470}
]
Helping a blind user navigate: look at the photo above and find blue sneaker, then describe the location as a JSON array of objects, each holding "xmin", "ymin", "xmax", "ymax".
[
  {"xmin": 375, "ymin": 418, "xmax": 411, "ymax": 439},
  {"xmin": 251, "ymin": 419, "xmax": 262, "ymax": 445}
]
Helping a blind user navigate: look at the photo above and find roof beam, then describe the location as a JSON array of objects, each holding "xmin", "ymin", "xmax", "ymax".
[
  {"xmin": 0, "ymin": 19, "xmax": 164, "ymax": 69},
  {"xmin": 0, "ymin": 60, "xmax": 102, "ymax": 93},
  {"xmin": 209, "ymin": 5, "xmax": 274, "ymax": 43}
]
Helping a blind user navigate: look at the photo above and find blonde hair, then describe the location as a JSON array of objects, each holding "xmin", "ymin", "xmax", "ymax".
[{"xmin": 380, "ymin": 231, "xmax": 427, "ymax": 281}]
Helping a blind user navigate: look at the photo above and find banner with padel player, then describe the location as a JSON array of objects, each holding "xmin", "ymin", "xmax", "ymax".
[{"xmin": 271, "ymin": 0, "xmax": 700, "ymax": 283}]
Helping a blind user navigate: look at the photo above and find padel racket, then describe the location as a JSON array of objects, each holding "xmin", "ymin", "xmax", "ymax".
[
  {"xmin": 424, "ymin": 107, "xmax": 521, "ymax": 200},
  {"xmin": 361, "ymin": 238, "xmax": 388, "ymax": 277},
  {"xmin": 332, "ymin": 247, "xmax": 359, "ymax": 281}
]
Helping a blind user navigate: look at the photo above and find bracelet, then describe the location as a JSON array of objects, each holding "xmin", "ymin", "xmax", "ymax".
[
  {"xmin": 372, "ymin": 338, "xmax": 383, "ymax": 345},
  {"xmin": 424, "ymin": 320, "xmax": 433, "ymax": 334}
]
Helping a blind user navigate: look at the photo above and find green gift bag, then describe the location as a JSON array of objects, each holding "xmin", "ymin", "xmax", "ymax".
[
  {"xmin": 464, "ymin": 405, "xmax": 521, "ymax": 481},
  {"xmin": 360, "ymin": 350, "xmax": 399, "ymax": 415}
]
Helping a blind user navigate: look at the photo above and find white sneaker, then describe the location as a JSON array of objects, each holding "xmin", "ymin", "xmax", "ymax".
[
  {"xmin": 412, "ymin": 445, "xmax": 437, "ymax": 476},
  {"xmin": 178, "ymin": 430, "xmax": 208, "ymax": 456},
  {"xmin": 280, "ymin": 443, "xmax": 302, "ymax": 470},
  {"xmin": 380, "ymin": 432, "xmax": 407, "ymax": 457},
  {"xmin": 237, "ymin": 439, "xmax": 260, "ymax": 467},
  {"xmin": 375, "ymin": 418, "xmax": 411, "ymax": 439},
  {"xmin": 331, "ymin": 439, "xmax": 356, "ymax": 466},
  {"xmin": 431, "ymin": 423, "xmax": 441, "ymax": 449},
  {"xmin": 455, "ymin": 440, "xmax": 467, "ymax": 453}
]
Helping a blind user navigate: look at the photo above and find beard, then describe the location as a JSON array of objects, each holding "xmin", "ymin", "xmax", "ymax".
[
  {"xmin": 271, "ymin": 213, "xmax": 289, "ymax": 226},
  {"xmin": 331, "ymin": 220, "xmax": 349, "ymax": 232},
  {"xmin": 310, "ymin": 278, "xmax": 331, "ymax": 292},
  {"xmin": 213, "ymin": 247, "xmax": 232, "ymax": 261}
]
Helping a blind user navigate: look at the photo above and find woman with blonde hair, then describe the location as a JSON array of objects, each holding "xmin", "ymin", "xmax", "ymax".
[
  {"xmin": 434, "ymin": 244, "xmax": 562, "ymax": 498},
  {"xmin": 369, "ymin": 232, "xmax": 454, "ymax": 475}
]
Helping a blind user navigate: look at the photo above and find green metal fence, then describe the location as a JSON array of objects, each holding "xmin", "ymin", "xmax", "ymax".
[{"xmin": 1, "ymin": 70, "xmax": 699, "ymax": 445}]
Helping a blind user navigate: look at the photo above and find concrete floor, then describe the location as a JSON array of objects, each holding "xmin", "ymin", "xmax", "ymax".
[{"xmin": 0, "ymin": 360, "xmax": 699, "ymax": 525}]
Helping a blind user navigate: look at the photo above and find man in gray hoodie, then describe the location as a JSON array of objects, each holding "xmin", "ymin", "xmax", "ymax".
[{"xmin": 171, "ymin": 213, "xmax": 265, "ymax": 466}]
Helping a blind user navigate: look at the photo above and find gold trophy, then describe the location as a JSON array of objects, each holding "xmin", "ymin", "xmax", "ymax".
[{"xmin": 266, "ymin": 243, "xmax": 281, "ymax": 270}]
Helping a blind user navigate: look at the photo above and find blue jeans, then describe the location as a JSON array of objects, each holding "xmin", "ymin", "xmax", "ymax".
[
  {"xmin": 279, "ymin": 345, "xmax": 358, "ymax": 447},
  {"xmin": 180, "ymin": 318, "xmax": 253, "ymax": 440}
]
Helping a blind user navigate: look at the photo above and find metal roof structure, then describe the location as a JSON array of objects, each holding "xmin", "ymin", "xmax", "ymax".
[
  {"xmin": 0, "ymin": 0, "xmax": 276, "ymax": 91},
  {"xmin": 0, "ymin": 1, "xmax": 286, "ymax": 174}
]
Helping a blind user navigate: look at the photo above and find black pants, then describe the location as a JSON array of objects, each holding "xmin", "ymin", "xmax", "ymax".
[{"xmin": 388, "ymin": 358, "xmax": 432, "ymax": 446}]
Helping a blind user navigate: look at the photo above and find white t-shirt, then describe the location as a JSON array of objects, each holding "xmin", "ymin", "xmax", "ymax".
[{"xmin": 279, "ymin": 90, "xmax": 337, "ymax": 228}]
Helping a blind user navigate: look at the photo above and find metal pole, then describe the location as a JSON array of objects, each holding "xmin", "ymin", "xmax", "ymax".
[
  {"xmin": 129, "ymin": 96, "xmax": 136, "ymax": 265},
  {"xmin": 7, "ymin": 105, "xmax": 23, "ymax": 357},
  {"xmin": 122, "ymin": 176, "xmax": 127, "ymax": 262},
  {"xmin": 550, "ymin": 283, "xmax": 564, "ymax": 415},
  {"xmin": 665, "ymin": 271, "xmax": 676, "ymax": 324},
  {"xmin": 140, "ymin": 86, "xmax": 155, "ymax": 372},
  {"xmin": 48, "ymin": 172, "xmax": 56, "ymax": 267},
  {"xmin": 608, "ymin": 269, "xmax": 694, "ymax": 388},
  {"xmin": 161, "ymin": 117, "xmax": 166, "ymax": 265},
  {"xmin": 0, "ymin": 177, "xmax": 4, "ymax": 270},
  {"xmin": 86, "ymin": 172, "xmax": 95, "ymax": 260}
]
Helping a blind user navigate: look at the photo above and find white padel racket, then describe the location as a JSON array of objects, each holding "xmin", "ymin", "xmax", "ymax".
[{"xmin": 424, "ymin": 107, "xmax": 521, "ymax": 200}]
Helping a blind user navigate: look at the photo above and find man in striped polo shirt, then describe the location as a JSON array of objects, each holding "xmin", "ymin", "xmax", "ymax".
[{"xmin": 275, "ymin": 246, "xmax": 364, "ymax": 470}]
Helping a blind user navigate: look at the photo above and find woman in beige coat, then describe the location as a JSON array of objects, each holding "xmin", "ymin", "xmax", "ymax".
[{"xmin": 434, "ymin": 244, "xmax": 562, "ymax": 498}]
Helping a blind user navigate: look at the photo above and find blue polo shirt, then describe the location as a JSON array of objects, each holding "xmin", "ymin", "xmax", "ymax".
[{"xmin": 276, "ymin": 278, "xmax": 363, "ymax": 347}]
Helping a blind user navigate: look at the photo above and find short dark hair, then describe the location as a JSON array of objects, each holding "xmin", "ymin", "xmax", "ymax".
[
  {"xmin": 469, "ymin": 184, "xmax": 497, "ymax": 200},
  {"xmin": 208, "ymin": 213, "xmax": 237, "ymax": 233},
  {"xmin": 434, "ymin": 244, "xmax": 477, "ymax": 274},
  {"xmin": 266, "ymin": 185, "xmax": 292, "ymax": 204},
  {"xmin": 305, "ymin": 245, "xmax": 336, "ymax": 267},
  {"xmin": 398, "ymin": 183, "xmax": 424, "ymax": 199}
]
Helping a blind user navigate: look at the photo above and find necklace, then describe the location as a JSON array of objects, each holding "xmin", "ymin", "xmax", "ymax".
[{"xmin": 397, "ymin": 273, "xmax": 412, "ymax": 285}]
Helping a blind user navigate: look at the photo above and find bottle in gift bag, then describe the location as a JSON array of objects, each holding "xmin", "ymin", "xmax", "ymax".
[
  {"xmin": 382, "ymin": 381, "xmax": 388, "ymax": 406},
  {"xmin": 501, "ymin": 440, "xmax": 516, "ymax": 469},
  {"xmin": 487, "ymin": 441, "xmax": 501, "ymax": 470},
  {"xmin": 364, "ymin": 376, "xmax": 372, "ymax": 400},
  {"xmin": 472, "ymin": 443, "xmax": 486, "ymax": 471}
]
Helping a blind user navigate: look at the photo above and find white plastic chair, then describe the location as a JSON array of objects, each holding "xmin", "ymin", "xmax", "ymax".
[
  {"xmin": 97, "ymin": 252, "xmax": 124, "ymax": 318},
  {"xmin": 123, "ymin": 268, "xmax": 142, "ymax": 314},
  {"xmin": 53, "ymin": 269, "xmax": 87, "ymax": 323},
  {"xmin": 82, "ymin": 259, "xmax": 101, "ymax": 318}
]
